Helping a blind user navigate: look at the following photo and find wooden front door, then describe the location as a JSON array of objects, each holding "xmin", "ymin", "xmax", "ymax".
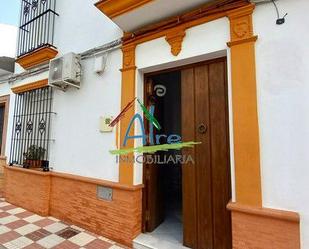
[
  {"xmin": 143, "ymin": 79, "xmax": 164, "ymax": 232},
  {"xmin": 142, "ymin": 58, "xmax": 231, "ymax": 249},
  {"xmin": 182, "ymin": 58, "xmax": 232, "ymax": 249}
]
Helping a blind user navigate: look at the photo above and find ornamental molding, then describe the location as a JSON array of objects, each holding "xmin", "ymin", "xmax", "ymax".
[
  {"xmin": 121, "ymin": 44, "xmax": 136, "ymax": 71},
  {"xmin": 165, "ymin": 28, "xmax": 186, "ymax": 56},
  {"xmin": 227, "ymin": 4, "xmax": 255, "ymax": 43}
]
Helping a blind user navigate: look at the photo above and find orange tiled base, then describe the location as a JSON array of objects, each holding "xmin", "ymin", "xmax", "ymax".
[
  {"xmin": 4, "ymin": 166, "xmax": 51, "ymax": 216},
  {"xmin": 3, "ymin": 161, "xmax": 142, "ymax": 247},
  {"xmin": 228, "ymin": 202, "xmax": 300, "ymax": 249},
  {"xmin": 50, "ymin": 173, "xmax": 142, "ymax": 246},
  {"xmin": 3, "ymin": 154, "xmax": 301, "ymax": 249},
  {"xmin": 0, "ymin": 156, "xmax": 6, "ymax": 196}
]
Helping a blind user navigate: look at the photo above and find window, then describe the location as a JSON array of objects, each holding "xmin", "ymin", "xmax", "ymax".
[
  {"xmin": 10, "ymin": 87, "xmax": 54, "ymax": 170},
  {"xmin": 17, "ymin": 0, "xmax": 58, "ymax": 57}
]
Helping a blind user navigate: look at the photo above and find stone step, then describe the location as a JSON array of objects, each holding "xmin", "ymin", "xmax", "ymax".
[{"xmin": 133, "ymin": 233, "xmax": 190, "ymax": 249}]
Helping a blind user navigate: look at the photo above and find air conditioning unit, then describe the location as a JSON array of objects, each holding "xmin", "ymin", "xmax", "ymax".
[{"xmin": 48, "ymin": 52, "xmax": 81, "ymax": 91}]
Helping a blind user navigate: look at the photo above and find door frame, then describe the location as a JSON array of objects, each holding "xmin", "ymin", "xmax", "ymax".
[
  {"xmin": 119, "ymin": 3, "xmax": 262, "ymax": 208},
  {"xmin": 142, "ymin": 58, "xmax": 232, "ymax": 244}
]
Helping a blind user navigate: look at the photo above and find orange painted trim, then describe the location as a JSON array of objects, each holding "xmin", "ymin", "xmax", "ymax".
[
  {"xmin": 123, "ymin": 12, "xmax": 226, "ymax": 47},
  {"xmin": 165, "ymin": 27, "xmax": 186, "ymax": 56},
  {"xmin": 115, "ymin": 123, "xmax": 118, "ymax": 149},
  {"xmin": 11, "ymin": 79, "xmax": 49, "ymax": 94},
  {"xmin": 16, "ymin": 47, "xmax": 58, "ymax": 69},
  {"xmin": 229, "ymin": 201, "xmax": 301, "ymax": 249},
  {"xmin": 227, "ymin": 202, "xmax": 300, "ymax": 223},
  {"xmin": 5, "ymin": 166, "xmax": 144, "ymax": 191},
  {"xmin": 51, "ymin": 171, "xmax": 143, "ymax": 191},
  {"xmin": 5, "ymin": 165, "xmax": 51, "ymax": 176},
  {"xmin": 118, "ymin": 2, "xmax": 262, "ymax": 192},
  {"xmin": 122, "ymin": 0, "xmax": 248, "ymax": 46},
  {"xmin": 227, "ymin": 35, "xmax": 258, "ymax": 47},
  {"xmin": 227, "ymin": 4, "xmax": 262, "ymax": 206},
  {"xmin": 116, "ymin": 3, "xmax": 245, "ymax": 186},
  {"xmin": 95, "ymin": 0, "xmax": 153, "ymax": 19},
  {"xmin": 119, "ymin": 44, "xmax": 136, "ymax": 185}
]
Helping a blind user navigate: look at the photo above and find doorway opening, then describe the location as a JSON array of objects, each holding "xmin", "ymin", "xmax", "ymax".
[
  {"xmin": 138, "ymin": 58, "xmax": 232, "ymax": 249},
  {"xmin": 144, "ymin": 70, "xmax": 183, "ymax": 246}
]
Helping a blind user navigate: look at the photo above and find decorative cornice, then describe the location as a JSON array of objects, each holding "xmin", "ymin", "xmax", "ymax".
[
  {"xmin": 11, "ymin": 79, "xmax": 48, "ymax": 94},
  {"xmin": 227, "ymin": 3, "xmax": 255, "ymax": 19},
  {"xmin": 95, "ymin": 0, "xmax": 153, "ymax": 19},
  {"xmin": 16, "ymin": 47, "xmax": 58, "ymax": 70},
  {"xmin": 122, "ymin": 0, "xmax": 249, "ymax": 46},
  {"xmin": 227, "ymin": 4, "xmax": 257, "ymax": 44},
  {"xmin": 227, "ymin": 35, "xmax": 258, "ymax": 47},
  {"xmin": 165, "ymin": 28, "xmax": 186, "ymax": 56},
  {"xmin": 122, "ymin": 44, "xmax": 136, "ymax": 71}
]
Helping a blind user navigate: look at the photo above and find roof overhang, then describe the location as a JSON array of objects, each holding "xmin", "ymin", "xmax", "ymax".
[{"xmin": 95, "ymin": 0, "xmax": 216, "ymax": 32}]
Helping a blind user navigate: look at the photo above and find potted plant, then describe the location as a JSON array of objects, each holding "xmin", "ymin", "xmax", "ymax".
[{"xmin": 23, "ymin": 145, "xmax": 46, "ymax": 168}]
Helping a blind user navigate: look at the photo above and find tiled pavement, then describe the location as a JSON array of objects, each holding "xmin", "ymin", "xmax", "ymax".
[{"xmin": 0, "ymin": 198, "xmax": 128, "ymax": 249}]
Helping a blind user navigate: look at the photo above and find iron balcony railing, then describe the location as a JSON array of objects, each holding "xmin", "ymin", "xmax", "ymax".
[{"xmin": 17, "ymin": 0, "xmax": 58, "ymax": 58}]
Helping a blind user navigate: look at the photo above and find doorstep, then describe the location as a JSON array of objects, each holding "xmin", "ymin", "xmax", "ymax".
[{"xmin": 133, "ymin": 233, "xmax": 190, "ymax": 249}]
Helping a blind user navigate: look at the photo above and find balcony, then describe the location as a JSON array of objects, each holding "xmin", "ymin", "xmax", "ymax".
[{"xmin": 16, "ymin": 0, "xmax": 58, "ymax": 70}]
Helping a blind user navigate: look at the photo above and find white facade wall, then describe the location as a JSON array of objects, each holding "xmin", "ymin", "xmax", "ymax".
[
  {"xmin": 49, "ymin": 48, "xmax": 122, "ymax": 181},
  {"xmin": 6, "ymin": 0, "xmax": 123, "ymax": 182},
  {"xmin": 53, "ymin": 0, "xmax": 122, "ymax": 55},
  {"xmin": 133, "ymin": 0, "xmax": 309, "ymax": 247},
  {"xmin": 254, "ymin": 1, "xmax": 309, "ymax": 247},
  {"xmin": 46, "ymin": 0, "xmax": 123, "ymax": 181}
]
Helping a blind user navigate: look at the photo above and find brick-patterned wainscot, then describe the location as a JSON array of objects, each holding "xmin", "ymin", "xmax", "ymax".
[
  {"xmin": 4, "ymin": 165, "xmax": 51, "ymax": 216},
  {"xmin": 227, "ymin": 202, "xmax": 300, "ymax": 249},
  {"xmin": 0, "ymin": 156, "xmax": 7, "ymax": 196},
  {"xmin": 4, "ymin": 165, "xmax": 143, "ymax": 247},
  {"xmin": 50, "ymin": 172, "xmax": 142, "ymax": 246}
]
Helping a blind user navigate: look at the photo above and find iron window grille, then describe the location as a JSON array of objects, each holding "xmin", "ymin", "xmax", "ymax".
[
  {"xmin": 9, "ymin": 87, "xmax": 54, "ymax": 171},
  {"xmin": 17, "ymin": 0, "xmax": 58, "ymax": 58}
]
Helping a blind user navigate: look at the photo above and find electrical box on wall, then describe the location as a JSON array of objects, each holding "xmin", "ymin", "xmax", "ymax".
[
  {"xmin": 97, "ymin": 186, "xmax": 113, "ymax": 201},
  {"xmin": 99, "ymin": 116, "xmax": 113, "ymax": 132},
  {"xmin": 94, "ymin": 53, "xmax": 107, "ymax": 74}
]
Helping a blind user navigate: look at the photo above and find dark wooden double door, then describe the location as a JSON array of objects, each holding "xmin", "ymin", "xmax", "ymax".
[{"xmin": 144, "ymin": 58, "xmax": 232, "ymax": 249}]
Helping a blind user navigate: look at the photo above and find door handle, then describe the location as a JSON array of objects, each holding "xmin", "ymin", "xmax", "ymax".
[{"xmin": 198, "ymin": 123, "xmax": 207, "ymax": 134}]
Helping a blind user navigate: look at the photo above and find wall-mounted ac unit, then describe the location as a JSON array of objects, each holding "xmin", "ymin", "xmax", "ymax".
[{"xmin": 48, "ymin": 52, "xmax": 81, "ymax": 91}]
